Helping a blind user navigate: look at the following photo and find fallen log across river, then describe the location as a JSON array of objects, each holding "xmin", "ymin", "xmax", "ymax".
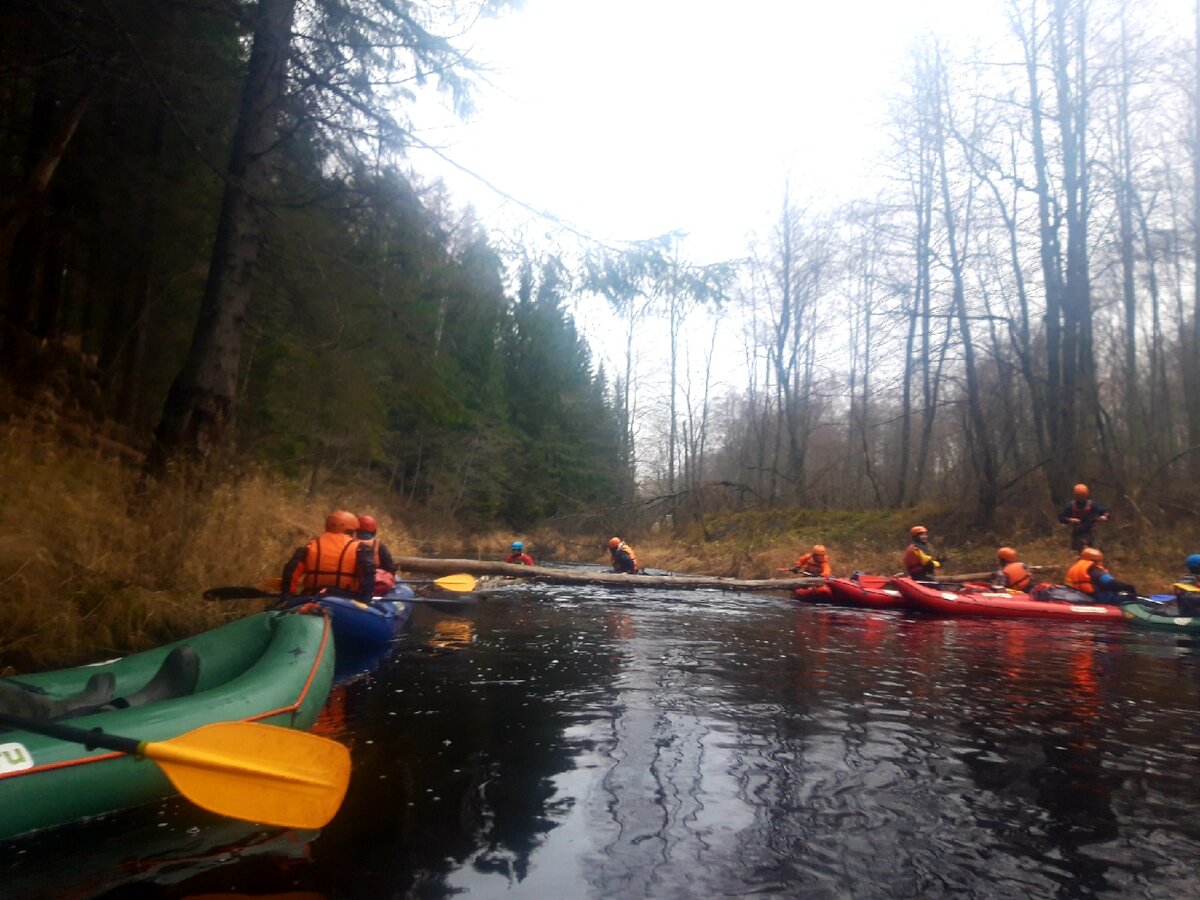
[
  {"xmin": 393, "ymin": 558, "xmax": 1057, "ymax": 593},
  {"xmin": 394, "ymin": 557, "xmax": 823, "ymax": 591}
]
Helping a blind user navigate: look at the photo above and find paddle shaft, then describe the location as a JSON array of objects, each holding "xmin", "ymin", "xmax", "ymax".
[{"xmin": 0, "ymin": 713, "xmax": 140, "ymax": 755}]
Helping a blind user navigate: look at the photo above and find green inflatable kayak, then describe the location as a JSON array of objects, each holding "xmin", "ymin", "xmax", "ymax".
[
  {"xmin": 1122, "ymin": 600, "xmax": 1200, "ymax": 632},
  {"xmin": 0, "ymin": 610, "xmax": 336, "ymax": 841}
]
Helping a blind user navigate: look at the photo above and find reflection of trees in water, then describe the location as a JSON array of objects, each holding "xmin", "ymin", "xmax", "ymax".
[
  {"xmin": 1, "ymin": 810, "xmax": 318, "ymax": 899},
  {"xmin": 299, "ymin": 599, "xmax": 625, "ymax": 897}
]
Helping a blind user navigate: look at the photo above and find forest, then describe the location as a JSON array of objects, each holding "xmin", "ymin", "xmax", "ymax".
[
  {"xmin": 0, "ymin": 0, "xmax": 625, "ymax": 534},
  {"xmin": 3, "ymin": 0, "xmax": 1200, "ymax": 541}
]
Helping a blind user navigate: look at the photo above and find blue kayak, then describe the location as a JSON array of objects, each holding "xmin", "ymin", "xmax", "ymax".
[{"xmin": 282, "ymin": 583, "xmax": 414, "ymax": 649}]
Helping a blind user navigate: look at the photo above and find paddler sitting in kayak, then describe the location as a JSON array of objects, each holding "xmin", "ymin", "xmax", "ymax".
[
  {"xmin": 1172, "ymin": 553, "xmax": 1200, "ymax": 615},
  {"xmin": 1065, "ymin": 547, "xmax": 1137, "ymax": 605},
  {"xmin": 505, "ymin": 540, "xmax": 534, "ymax": 565},
  {"xmin": 280, "ymin": 509, "xmax": 375, "ymax": 605},
  {"xmin": 792, "ymin": 544, "xmax": 832, "ymax": 577},
  {"xmin": 903, "ymin": 526, "xmax": 942, "ymax": 582},
  {"xmin": 992, "ymin": 546, "xmax": 1032, "ymax": 593}
]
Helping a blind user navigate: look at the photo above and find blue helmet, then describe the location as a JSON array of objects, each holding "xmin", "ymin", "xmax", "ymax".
[
  {"xmin": 511, "ymin": 541, "xmax": 524, "ymax": 552},
  {"xmin": 1187, "ymin": 553, "xmax": 1200, "ymax": 574}
]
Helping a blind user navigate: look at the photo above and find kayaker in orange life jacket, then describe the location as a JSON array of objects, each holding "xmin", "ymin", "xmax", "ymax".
[
  {"xmin": 280, "ymin": 509, "xmax": 375, "ymax": 603},
  {"xmin": 1058, "ymin": 483, "xmax": 1110, "ymax": 551},
  {"xmin": 1065, "ymin": 547, "xmax": 1136, "ymax": 605},
  {"xmin": 608, "ymin": 537, "xmax": 640, "ymax": 574},
  {"xmin": 903, "ymin": 526, "xmax": 942, "ymax": 581},
  {"xmin": 792, "ymin": 544, "xmax": 832, "ymax": 577},
  {"xmin": 505, "ymin": 541, "xmax": 534, "ymax": 565},
  {"xmin": 355, "ymin": 515, "xmax": 398, "ymax": 576},
  {"xmin": 993, "ymin": 546, "xmax": 1032, "ymax": 592}
]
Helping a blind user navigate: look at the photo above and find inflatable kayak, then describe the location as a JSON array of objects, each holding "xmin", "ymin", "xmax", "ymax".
[
  {"xmin": 0, "ymin": 610, "xmax": 336, "ymax": 841},
  {"xmin": 894, "ymin": 577, "xmax": 1126, "ymax": 622},
  {"xmin": 826, "ymin": 575, "xmax": 907, "ymax": 609},
  {"xmin": 1122, "ymin": 600, "xmax": 1200, "ymax": 632},
  {"xmin": 281, "ymin": 583, "xmax": 414, "ymax": 649},
  {"xmin": 792, "ymin": 583, "xmax": 833, "ymax": 602}
]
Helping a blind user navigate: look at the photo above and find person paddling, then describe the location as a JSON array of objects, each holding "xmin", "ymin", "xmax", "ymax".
[
  {"xmin": 792, "ymin": 544, "xmax": 832, "ymax": 577},
  {"xmin": 280, "ymin": 510, "xmax": 375, "ymax": 604},
  {"xmin": 1065, "ymin": 547, "xmax": 1136, "ymax": 605},
  {"xmin": 903, "ymin": 526, "xmax": 942, "ymax": 582},
  {"xmin": 993, "ymin": 547, "xmax": 1032, "ymax": 593},
  {"xmin": 1172, "ymin": 553, "xmax": 1200, "ymax": 615},
  {"xmin": 505, "ymin": 541, "xmax": 534, "ymax": 565},
  {"xmin": 356, "ymin": 514, "xmax": 401, "ymax": 595}
]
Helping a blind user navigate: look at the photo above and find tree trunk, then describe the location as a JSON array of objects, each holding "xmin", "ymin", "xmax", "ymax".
[{"xmin": 149, "ymin": 0, "xmax": 296, "ymax": 473}]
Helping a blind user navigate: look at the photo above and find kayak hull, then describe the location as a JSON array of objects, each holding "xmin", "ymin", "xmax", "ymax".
[
  {"xmin": 1122, "ymin": 601, "xmax": 1200, "ymax": 632},
  {"xmin": 0, "ymin": 610, "xmax": 336, "ymax": 841},
  {"xmin": 284, "ymin": 584, "xmax": 415, "ymax": 650},
  {"xmin": 792, "ymin": 584, "xmax": 833, "ymax": 602},
  {"xmin": 826, "ymin": 576, "xmax": 907, "ymax": 610},
  {"xmin": 895, "ymin": 577, "xmax": 1126, "ymax": 622}
]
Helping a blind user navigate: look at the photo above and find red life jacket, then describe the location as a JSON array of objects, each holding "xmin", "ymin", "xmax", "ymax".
[
  {"xmin": 505, "ymin": 552, "xmax": 533, "ymax": 565},
  {"xmin": 293, "ymin": 532, "xmax": 364, "ymax": 594},
  {"xmin": 904, "ymin": 543, "xmax": 936, "ymax": 577}
]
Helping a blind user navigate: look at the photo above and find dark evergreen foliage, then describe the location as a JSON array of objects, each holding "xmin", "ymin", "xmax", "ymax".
[{"xmin": 0, "ymin": 0, "xmax": 629, "ymax": 530}]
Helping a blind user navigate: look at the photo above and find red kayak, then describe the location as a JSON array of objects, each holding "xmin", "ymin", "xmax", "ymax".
[
  {"xmin": 894, "ymin": 577, "xmax": 1126, "ymax": 622},
  {"xmin": 793, "ymin": 583, "xmax": 833, "ymax": 602},
  {"xmin": 826, "ymin": 575, "xmax": 907, "ymax": 610}
]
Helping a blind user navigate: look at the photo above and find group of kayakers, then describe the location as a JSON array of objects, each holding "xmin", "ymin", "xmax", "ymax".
[
  {"xmin": 290, "ymin": 480, "xmax": 1195, "ymax": 612},
  {"xmin": 792, "ymin": 482, "xmax": 1200, "ymax": 612}
]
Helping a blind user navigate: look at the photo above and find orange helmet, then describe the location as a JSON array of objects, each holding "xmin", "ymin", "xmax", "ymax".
[
  {"xmin": 1081, "ymin": 547, "xmax": 1104, "ymax": 562},
  {"xmin": 910, "ymin": 525, "xmax": 928, "ymax": 538},
  {"xmin": 1073, "ymin": 483, "xmax": 1089, "ymax": 499},
  {"xmin": 997, "ymin": 547, "xmax": 1017, "ymax": 563},
  {"xmin": 608, "ymin": 537, "xmax": 621, "ymax": 549},
  {"xmin": 812, "ymin": 544, "xmax": 826, "ymax": 556},
  {"xmin": 325, "ymin": 509, "xmax": 359, "ymax": 534}
]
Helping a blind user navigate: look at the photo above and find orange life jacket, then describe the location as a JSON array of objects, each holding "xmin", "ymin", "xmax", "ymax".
[
  {"xmin": 359, "ymin": 538, "xmax": 383, "ymax": 568},
  {"xmin": 293, "ymin": 532, "xmax": 364, "ymax": 594},
  {"xmin": 614, "ymin": 541, "xmax": 640, "ymax": 573},
  {"xmin": 1066, "ymin": 558, "xmax": 1101, "ymax": 594},
  {"xmin": 795, "ymin": 553, "xmax": 831, "ymax": 576},
  {"xmin": 1001, "ymin": 561, "xmax": 1032, "ymax": 592}
]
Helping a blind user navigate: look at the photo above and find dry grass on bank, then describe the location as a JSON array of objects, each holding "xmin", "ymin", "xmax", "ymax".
[
  {"xmin": 637, "ymin": 503, "xmax": 1194, "ymax": 596},
  {"xmin": 0, "ymin": 421, "xmax": 472, "ymax": 673},
  {"xmin": 2, "ymin": 416, "xmax": 1196, "ymax": 672}
]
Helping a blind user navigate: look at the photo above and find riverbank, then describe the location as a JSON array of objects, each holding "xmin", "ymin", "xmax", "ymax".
[{"xmin": 0, "ymin": 419, "xmax": 1189, "ymax": 672}]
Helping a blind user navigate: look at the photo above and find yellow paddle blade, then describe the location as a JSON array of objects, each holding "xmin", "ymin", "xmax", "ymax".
[
  {"xmin": 141, "ymin": 722, "xmax": 350, "ymax": 830},
  {"xmin": 432, "ymin": 573, "xmax": 478, "ymax": 593}
]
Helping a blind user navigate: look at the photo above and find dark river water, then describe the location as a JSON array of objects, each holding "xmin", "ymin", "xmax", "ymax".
[{"xmin": 5, "ymin": 581, "xmax": 1200, "ymax": 899}]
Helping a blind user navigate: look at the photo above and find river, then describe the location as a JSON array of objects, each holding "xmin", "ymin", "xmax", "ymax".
[{"xmin": 4, "ymin": 581, "xmax": 1200, "ymax": 898}]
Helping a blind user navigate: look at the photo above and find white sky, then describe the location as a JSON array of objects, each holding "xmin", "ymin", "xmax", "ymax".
[
  {"xmin": 403, "ymin": 0, "xmax": 1190, "ymax": 474},
  {"xmin": 409, "ymin": 0, "xmax": 1004, "ymax": 264}
]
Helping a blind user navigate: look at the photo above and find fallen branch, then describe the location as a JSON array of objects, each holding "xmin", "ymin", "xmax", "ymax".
[
  {"xmin": 394, "ymin": 557, "xmax": 822, "ymax": 592},
  {"xmin": 393, "ymin": 558, "xmax": 1058, "ymax": 592}
]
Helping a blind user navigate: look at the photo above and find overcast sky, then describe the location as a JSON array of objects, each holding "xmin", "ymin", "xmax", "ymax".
[{"xmin": 408, "ymin": 0, "xmax": 1008, "ymax": 264}]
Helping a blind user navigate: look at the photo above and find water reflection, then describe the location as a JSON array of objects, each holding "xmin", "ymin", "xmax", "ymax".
[{"xmin": 5, "ymin": 586, "xmax": 1200, "ymax": 898}]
